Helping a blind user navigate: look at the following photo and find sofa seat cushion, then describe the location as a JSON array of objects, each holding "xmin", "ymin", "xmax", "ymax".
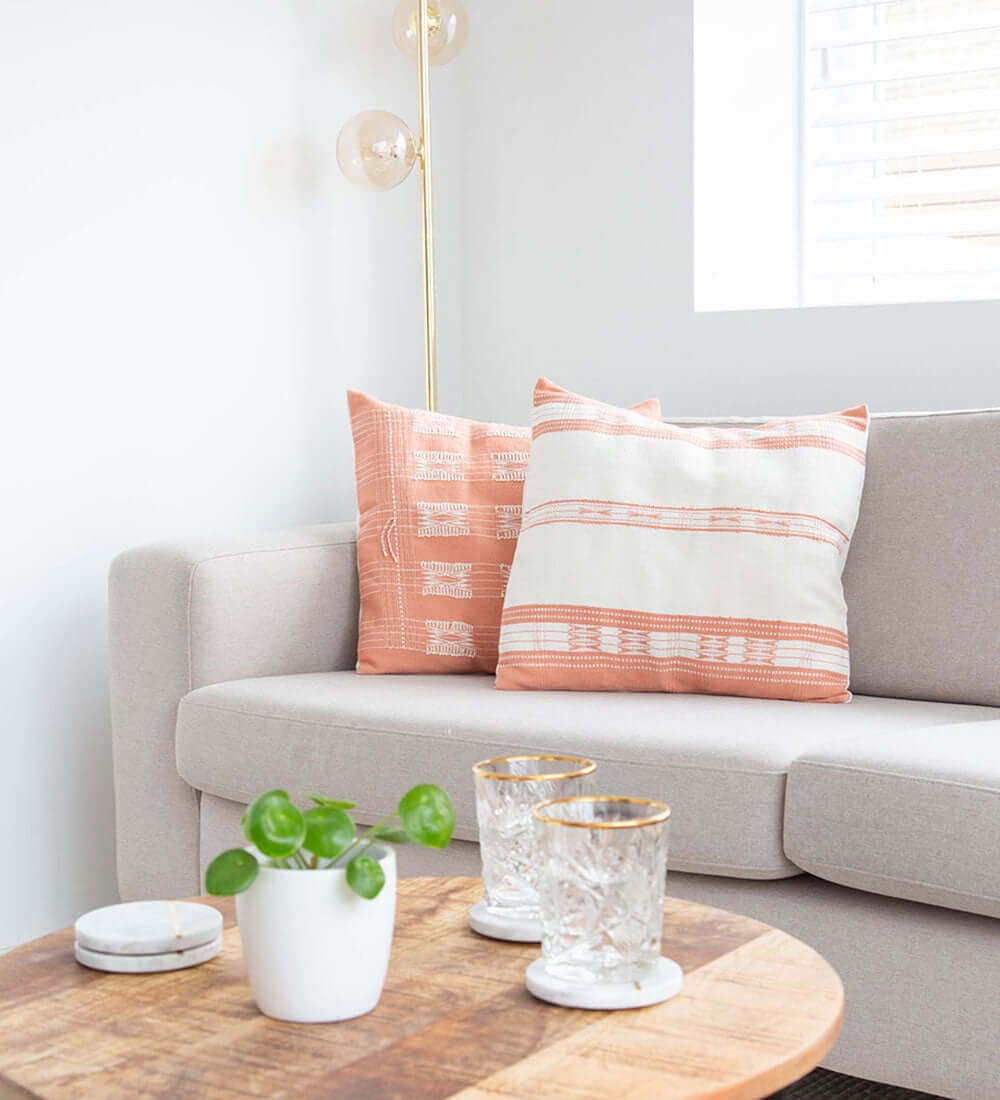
[
  {"xmin": 175, "ymin": 672, "xmax": 995, "ymax": 880},
  {"xmin": 785, "ymin": 723, "xmax": 1000, "ymax": 918}
]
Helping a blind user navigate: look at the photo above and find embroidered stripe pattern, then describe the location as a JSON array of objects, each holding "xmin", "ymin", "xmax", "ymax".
[
  {"xmin": 411, "ymin": 411, "xmax": 459, "ymax": 436},
  {"xmin": 490, "ymin": 452, "xmax": 529, "ymax": 481},
  {"xmin": 359, "ymin": 615, "xmax": 501, "ymax": 662},
  {"xmin": 495, "ymin": 504, "xmax": 523, "ymax": 540},
  {"xmin": 500, "ymin": 607, "xmax": 848, "ymax": 680},
  {"xmin": 414, "ymin": 502, "xmax": 472, "ymax": 538},
  {"xmin": 349, "ymin": 388, "xmax": 663, "ymax": 673},
  {"xmin": 496, "ymin": 379, "xmax": 869, "ymax": 703},
  {"xmin": 357, "ymin": 560, "xmax": 512, "ymax": 602},
  {"xmin": 522, "ymin": 500, "xmax": 851, "ymax": 550},
  {"xmin": 532, "ymin": 401, "xmax": 868, "ymax": 465}
]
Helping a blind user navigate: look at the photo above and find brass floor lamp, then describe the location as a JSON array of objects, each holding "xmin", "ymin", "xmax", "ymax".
[{"xmin": 336, "ymin": 1, "xmax": 468, "ymax": 413}]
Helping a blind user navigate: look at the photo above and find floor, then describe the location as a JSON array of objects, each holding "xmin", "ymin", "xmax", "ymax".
[{"xmin": 784, "ymin": 1068, "xmax": 944, "ymax": 1099}]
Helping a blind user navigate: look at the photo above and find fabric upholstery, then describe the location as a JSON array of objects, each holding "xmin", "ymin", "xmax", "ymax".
[
  {"xmin": 175, "ymin": 671, "xmax": 995, "ymax": 880},
  {"xmin": 347, "ymin": 389, "xmax": 659, "ymax": 675},
  {"xmin": 842, "ymin": 408, "xmax": 1000, "ymax": 707},
  {"xmin": 112, "ymin": 408, "xmax": 1000, "ymax": 901},
  {"xmin": 109, "ymin": 523, "xmax": 359, "ymax": 899},
  {"xmin": 663, "ymin": 870, "xmax": 1000, "ymax": 1100},
  {"xmin": 497, "ymin": 379, "xmax": 869, "ymax": 701},
  {"xmin": 784, "ymin": 722, "xmax": 1000, "ymax": 918}
]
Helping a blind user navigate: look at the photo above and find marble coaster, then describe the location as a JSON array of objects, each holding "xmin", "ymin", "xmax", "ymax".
[
  {"xmin": 525, "ymin": 956, "xmax": 683, "ymax": 1010},
  {"xmin": 75, "ymin": 901, "xmax": 222, "ymax": 955},
  {"xmin": 74, "ymin": 934, "xmax": 222, "ymax": 973},
  {"xmin": 469, "ymin": 901, "xmax": 542, "ymax": 943}
]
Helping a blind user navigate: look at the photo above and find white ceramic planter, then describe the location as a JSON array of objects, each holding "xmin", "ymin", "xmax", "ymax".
[{"xmin": 236, "ymin": 846, "xmax": 397, "ymax": 1022}]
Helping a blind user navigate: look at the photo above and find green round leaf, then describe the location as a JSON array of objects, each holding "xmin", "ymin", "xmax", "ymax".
[
  {"xmin": 307, "ymin": 793, "xmax": 357, "ymax": 810},
  {"xmin": 243, "ymin": 789, "xmax": 288, "ymax": 842},
  {"xmin": 367, "ymin": 824, "xmax": 412, "ymax": 845},
  {"xmin": 256, "ymin": 788, "xmax": 290, "ymax": 802},
  {"xmin": 205, "ymin": 849, "xmax": 259, "ymax": 896},
  {"xmin": 398, "ymin": 784, "xmax": 455, "ymax": 849},
  {"xmin": 246, "ymin": 790, "xmax": 306, "ymax": 859},
  {"xmin": 302, "ymin": 805, "xmax": 355, "ymax": 859},
  {"xmin": 346, "ymin": 854, "xmax": 385, "ymax": 899}
]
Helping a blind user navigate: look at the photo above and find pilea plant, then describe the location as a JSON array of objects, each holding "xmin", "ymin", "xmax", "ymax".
[{"xmin": 205, "ymin": 784, "xmax": 455, "ymax": 900}]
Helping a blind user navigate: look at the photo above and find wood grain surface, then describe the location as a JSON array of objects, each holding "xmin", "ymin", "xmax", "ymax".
[{"xmin": 0, "ymin": 877, "xmax": 843, "ymax": 1100}]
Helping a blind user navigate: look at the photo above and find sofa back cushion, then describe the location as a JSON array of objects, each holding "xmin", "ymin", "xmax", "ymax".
[
  {"xmin": 668, "ymin": 409, "xmax": 1000, "ymax": 706},
  {"xmin": 843, "ymin": 409, "xmax": 1000, "ymax": 706}
]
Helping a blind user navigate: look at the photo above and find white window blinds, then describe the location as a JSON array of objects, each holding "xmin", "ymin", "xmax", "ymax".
[{"xmin": 804, "ymin": 0, "xmax": 1000, "ymax": 306}]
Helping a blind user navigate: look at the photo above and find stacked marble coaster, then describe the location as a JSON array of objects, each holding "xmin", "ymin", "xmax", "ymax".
[{"xmin": 74, "ymin": 901, "xmax": 223, "ymax": 973}]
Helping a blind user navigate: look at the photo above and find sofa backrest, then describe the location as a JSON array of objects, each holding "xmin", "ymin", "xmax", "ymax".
[
  {"xmin": 670, "ymin": 409, "xmax": 1000, "ymax": 707},
  {"xmin": 843, "ymin": 409, "xmax": 1000, "ymax": 707}
]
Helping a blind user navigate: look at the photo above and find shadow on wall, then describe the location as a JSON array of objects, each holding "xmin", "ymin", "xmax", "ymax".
[
  {"xmin": 8, "ymin": 600, "xmax": 117, "ymax": 948},
  {"xmin": 3, "ymin": 0, "xmax": 417, "ymax": 950}
]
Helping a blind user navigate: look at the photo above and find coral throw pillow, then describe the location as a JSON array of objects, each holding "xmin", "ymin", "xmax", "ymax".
[
  {"xmin": 496, "ymin": 380, "xmax": 870, "ymax": 702},
  {"xmin": 348, "ymin": 390, "xmax": 662, "ymax": 673}
]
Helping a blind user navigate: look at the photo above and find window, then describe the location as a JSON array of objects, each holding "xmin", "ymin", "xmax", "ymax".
[{"xmin": 694, "ymin": 0, "xmax": 1000, "ymax": 311}]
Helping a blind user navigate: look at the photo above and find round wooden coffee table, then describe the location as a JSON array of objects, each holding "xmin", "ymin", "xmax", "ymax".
[{"xmin": 0, "ymin": 877, "xmax": 842, "ymax": 1099}]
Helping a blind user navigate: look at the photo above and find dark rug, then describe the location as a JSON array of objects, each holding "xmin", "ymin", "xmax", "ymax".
[{"xmin": 781, "ymin": 1068, "xmax": 945, "ymax": 1098}]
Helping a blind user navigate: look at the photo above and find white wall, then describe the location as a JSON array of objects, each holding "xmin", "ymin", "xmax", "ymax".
[
  {"xmin": 0, "ymin": 0, "xmax": 442, "ymax": 948},
  {"xmin": 694, "ymin": 0, "xmax": 801, "ymax": 312},
  {"xmin": 453, "ymin": 0, "xmax": 1000, "ymax": 425}
]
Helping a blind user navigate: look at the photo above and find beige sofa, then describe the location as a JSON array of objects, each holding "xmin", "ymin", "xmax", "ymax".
[{"xmin": 110, "ymin": 409, "xmax": 1000, "ymax": 1099}]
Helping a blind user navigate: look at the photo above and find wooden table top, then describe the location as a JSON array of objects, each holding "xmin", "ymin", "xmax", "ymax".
[{"xmin": 0, "ymin": 877, "xmax": 843, "ymax": 1100}]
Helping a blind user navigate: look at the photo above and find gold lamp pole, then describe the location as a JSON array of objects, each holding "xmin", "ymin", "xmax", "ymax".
[
  {"xmin": 415, "ymin": 0, "xmax": 437, "ymax": 412},
  {"xmin": 336, "ymin": 1, "xmax": 469, "ymax": 413}
]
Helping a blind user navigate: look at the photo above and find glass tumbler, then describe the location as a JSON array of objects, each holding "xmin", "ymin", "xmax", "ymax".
[
  {"xmin": 533, "ymin": 796, "xmax": 671, "ymax": 984},
  {"xmin": 473, "ymin": 755, "xmax": 596, "ymax": 920}
]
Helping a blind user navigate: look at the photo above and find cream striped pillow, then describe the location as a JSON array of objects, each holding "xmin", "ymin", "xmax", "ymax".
[{"xmin": 496, "ymin": 379, "xmax": 870, "ymax": 702}]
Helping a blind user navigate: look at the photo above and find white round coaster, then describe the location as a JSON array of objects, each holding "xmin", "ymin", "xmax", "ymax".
[
  {"xmin": 74, "ymin": 934, "xmax": 222, "ymax": 974},
  {"xmin": 75, "ymin": 901, "xmax": 222, "ymax": 955},
  {"xmin": 469, "ymin": 901, "xmax": 542, "ymax": 943},
  {"xmin": 525, "ymin": 956, "xmax": 683, "ymax": 1010}
]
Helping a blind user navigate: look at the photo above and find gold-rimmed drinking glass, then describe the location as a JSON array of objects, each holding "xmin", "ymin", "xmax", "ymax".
[
  {"xmin": 533, "ymin": 795, "xmax": 671, "ymax": 983},
  {"xmin": 473, "ymin": 755, "xmax": 596, "ymax": 920}
]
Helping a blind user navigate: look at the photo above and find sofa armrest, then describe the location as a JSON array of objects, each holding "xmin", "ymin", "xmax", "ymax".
[{"xmin": 109, "ymin": 522, "xmax": 359, "ymax": 900}]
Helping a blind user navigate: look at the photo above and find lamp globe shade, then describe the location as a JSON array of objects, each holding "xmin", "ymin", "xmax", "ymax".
[
  {"xmin": 337, "ymin": 110, "xmax": 417, "ymax": 191},
  {"xmin": 392, "ymin": 0, "xmax": 469, "ymax": 66}
]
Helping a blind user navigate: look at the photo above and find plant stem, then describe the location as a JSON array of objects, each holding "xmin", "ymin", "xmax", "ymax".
[
  {"xmin": 352, "ymin": 835, "xmax": 378, "ymax": 863},
  {"xmin": 330, "ymin": 813, "xmax": 399, "ymax": 867}
]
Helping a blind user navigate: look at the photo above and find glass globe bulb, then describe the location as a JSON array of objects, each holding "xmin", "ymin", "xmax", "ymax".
[
  {"xmin": 337, "ymin": 110, "xmax": 417, "ymax": 191},
  {"xmin": 392, "ymin": 0, "xmax": 469, "ymax": 66}
]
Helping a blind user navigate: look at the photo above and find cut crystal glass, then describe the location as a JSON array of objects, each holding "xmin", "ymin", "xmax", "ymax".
[
  {"xmin": 473, "ymin": 756, "xmax": 596, "ymax": 919},
  {"xmin": 534, "ymin": 796, "xmax": 671, "ymax": 984}
]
